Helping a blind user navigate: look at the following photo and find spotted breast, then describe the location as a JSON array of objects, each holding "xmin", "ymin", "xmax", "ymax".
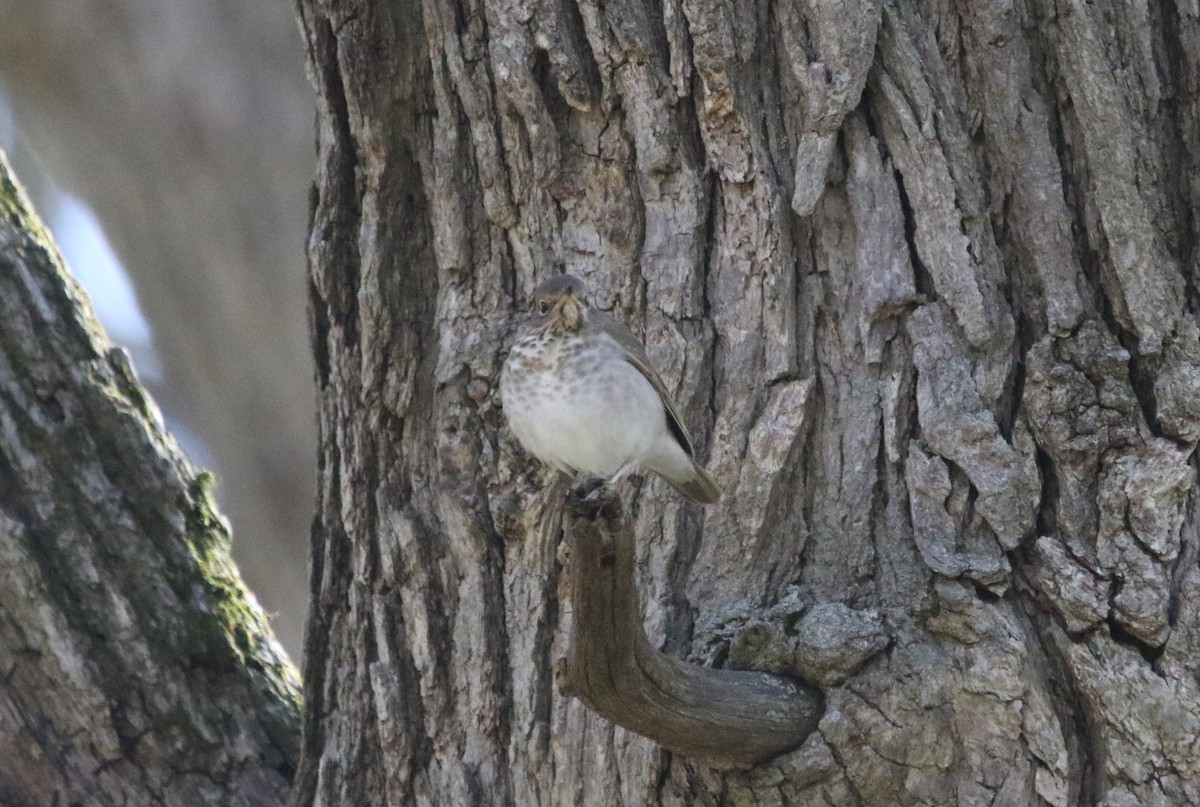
[{"xmin": 500, "ymin": 274, "xmax": 720, "ymax": 504}]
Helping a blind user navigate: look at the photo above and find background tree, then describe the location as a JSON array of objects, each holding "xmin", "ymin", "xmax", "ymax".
[
  {"xmin": 293, "ymin": 0, "xmax": 1200, "ymax": 805},
  {"xmin": 0, "ymin": 155, "xmax": 300, "ymax": 805},
  {"xmin": 0, "ymin": 0, "xmax": 316, "ymax": 653}
]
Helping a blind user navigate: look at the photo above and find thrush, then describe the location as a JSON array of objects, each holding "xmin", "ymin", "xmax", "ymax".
[{"xmin": 500, "ymin": 274, "xmax": 720, "ymax": 504}]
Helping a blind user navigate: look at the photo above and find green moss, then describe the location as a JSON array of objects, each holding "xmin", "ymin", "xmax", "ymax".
[
  {"xmin": 0, "ymin": 151, "xmax": 54, "ymax": 246},
  {"xmin": 186, "ymin": 472, "xmax": 228, "ymax": 542},
  {"xmin": 192, "ymin": 470, "xmax": 219, "ymax": 500},
  {"xmin": 1, "ymin": 149, "xmax": 118, "ymax": 354},
  {"xmin": 178, "ymin": 471, "xmax": 301, "ymax": 700},
  {"xmin": 105, "ymin": 347, "xmax": 160, "ymax": 422}
]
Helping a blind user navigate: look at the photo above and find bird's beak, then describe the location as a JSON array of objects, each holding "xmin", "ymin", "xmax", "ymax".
[{"xmin": 560, "ymin": 293, "xmax": 584, "ymax": 328}]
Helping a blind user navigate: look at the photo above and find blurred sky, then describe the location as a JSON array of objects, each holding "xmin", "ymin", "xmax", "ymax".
[
  {"xmin": 53, "ymin": 193, "xmax": 159, "ymax": 374},
  {"xmin": 2, "ymin": 86, "xmax": 217, "ymax": 469},
  {"xmin": 2, "ymin": 90, "xmax": 149, "ymax": 351}
]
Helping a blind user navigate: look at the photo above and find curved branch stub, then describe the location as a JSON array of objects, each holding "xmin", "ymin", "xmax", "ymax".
[{"xmin": 558, "ymin": 490, "xmax": 824, "ymax": 770}]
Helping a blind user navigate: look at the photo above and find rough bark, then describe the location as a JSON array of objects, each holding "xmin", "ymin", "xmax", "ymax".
[
  {"xmin": 295, "ymin": 0, "xmax": 1200, "ymax": 804},
  {"xmin": 0, "ymin": 155, "xmax": 300, "ymax": 806},
  {"xmin": 0, "ymin": 0, "xmax": 316, "ymax": 654}
]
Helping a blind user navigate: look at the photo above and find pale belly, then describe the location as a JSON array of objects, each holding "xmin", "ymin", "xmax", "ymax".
[{"xmin": 502, "ymin": 336, "xmax": 666, "ymax": 476}]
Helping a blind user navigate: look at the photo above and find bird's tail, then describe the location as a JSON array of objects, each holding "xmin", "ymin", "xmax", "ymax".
[{"xmin": 659, "ymin": 459, "xmax": 721, "ymax": 505}]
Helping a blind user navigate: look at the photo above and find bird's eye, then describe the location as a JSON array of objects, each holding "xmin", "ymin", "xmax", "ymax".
[{"xmin": 538, "ymin": 300, "xmax": 550, "ymax": 315}]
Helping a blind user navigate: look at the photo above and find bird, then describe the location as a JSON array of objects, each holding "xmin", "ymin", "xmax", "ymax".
[{"xmin": 500, "ymin": 274, "xmax": 720, "ymax": 504}]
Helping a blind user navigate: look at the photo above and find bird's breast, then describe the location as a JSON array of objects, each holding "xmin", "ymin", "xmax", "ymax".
[{"xmin": 501, "ymin": 332, "xmax": 665, "ymax": 476}]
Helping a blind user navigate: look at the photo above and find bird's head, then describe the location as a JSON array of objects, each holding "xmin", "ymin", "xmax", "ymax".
[{"xmin": 531, "ymin": 274, "xmax": 589, "ymax": 332}]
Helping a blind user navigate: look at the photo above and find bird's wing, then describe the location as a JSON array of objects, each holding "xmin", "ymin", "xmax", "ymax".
[{"xmin": 591, "ymin": 310, "xmax": 696, "ymax": 458}]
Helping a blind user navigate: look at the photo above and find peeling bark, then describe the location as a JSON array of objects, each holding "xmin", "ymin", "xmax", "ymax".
[{"xmin": 294, "ymin": 0, "xmax": 1200, "ymax": 804}]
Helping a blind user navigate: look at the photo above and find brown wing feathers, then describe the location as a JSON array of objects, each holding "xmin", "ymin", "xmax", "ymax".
[{"xmin": 590, "ymin": 311, "xmax": 697, "ymax": 458}]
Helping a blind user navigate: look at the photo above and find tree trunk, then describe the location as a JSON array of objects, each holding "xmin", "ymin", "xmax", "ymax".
[
  {"xmin": 294, "ymin": 0, "xmax": 1200, "ymax": 804},
  {"xmin": 0, "ymin": 155, "xmax": 300, "ymax": 805}
]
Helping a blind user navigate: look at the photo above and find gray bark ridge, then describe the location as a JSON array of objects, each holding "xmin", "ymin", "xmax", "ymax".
[{"xmin": 0, "ymin": 153, "xmax": 300, "ymax": 807}]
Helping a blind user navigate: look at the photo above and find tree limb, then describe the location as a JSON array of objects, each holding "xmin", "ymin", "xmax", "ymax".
[{"xmin": 559, "ymin": 490, "xmax": 824, "ymax": 769}]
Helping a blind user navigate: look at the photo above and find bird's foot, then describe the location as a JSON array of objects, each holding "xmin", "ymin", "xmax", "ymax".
[
  {"xmin": 565, "ymin": 475, "xmax": 617, "ymax": 520},
  {"xmin": 606, "ymin": 461, "xmax": 637, "ymax": 488},
  {"xmin": 571, "ymin": 474, "xmax": 608, "ymax": 502},
  {"xmin": 570, "ymin": 462, "xmax": 638, "ymax": 502}
]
